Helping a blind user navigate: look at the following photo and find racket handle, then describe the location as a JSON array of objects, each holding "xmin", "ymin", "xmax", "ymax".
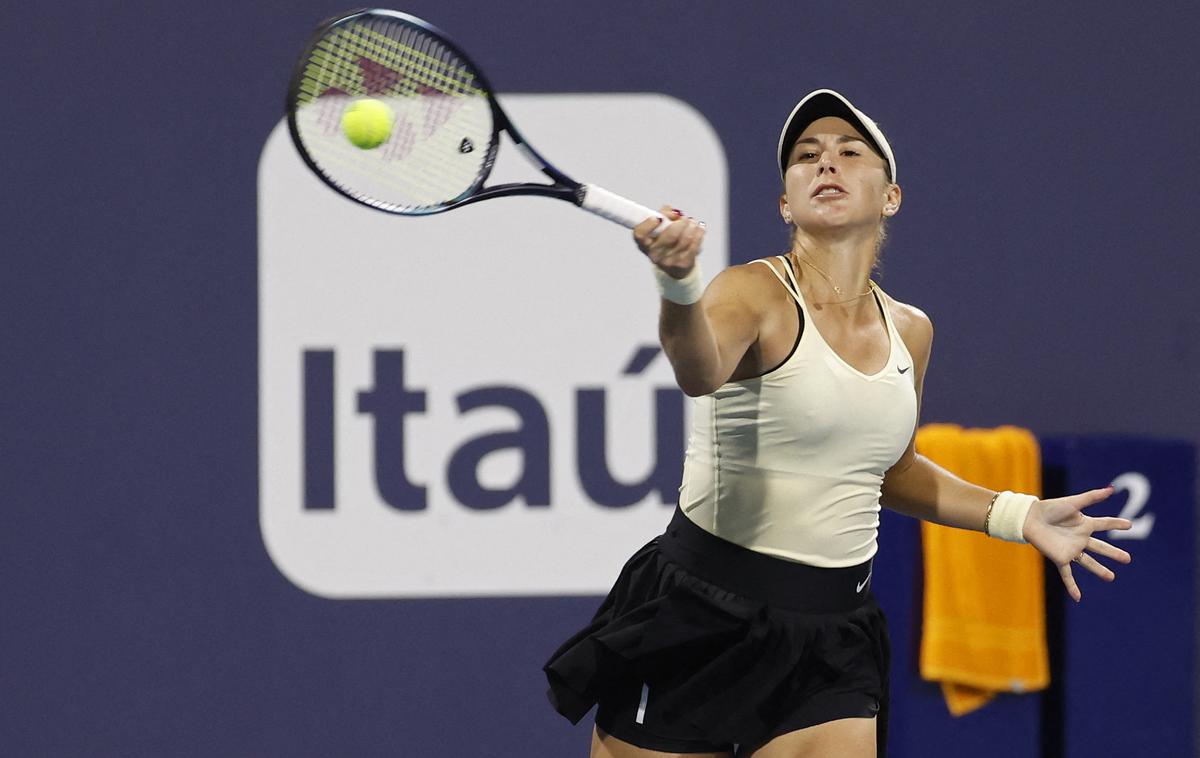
[{"xmin": 580, "ymin": 184, "xmax": 672, "ymax": 236}]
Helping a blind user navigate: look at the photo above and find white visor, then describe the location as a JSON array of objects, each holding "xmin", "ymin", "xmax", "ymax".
[{"xmin": 777, "ymin": 89, "xmax": 896, "ymax": 183}]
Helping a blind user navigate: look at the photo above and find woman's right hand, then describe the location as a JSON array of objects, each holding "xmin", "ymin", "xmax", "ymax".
[{"xmin": 633, "ymin": 206, "xmax": 706, "ymax": 280}]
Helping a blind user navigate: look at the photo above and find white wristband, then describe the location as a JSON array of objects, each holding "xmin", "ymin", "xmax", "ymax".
[
  {"xmin": 654, "ymin": 265, "xmax": 703, "ymax": 305},
  {"xmin": 985, "ymin": 490, "xmax": 1038, "ymax": 543}
]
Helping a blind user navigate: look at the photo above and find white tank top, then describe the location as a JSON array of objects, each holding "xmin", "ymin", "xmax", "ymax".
[{"xmin": 679, "ymin": 256, "xmax": 918, "ymax": 567}]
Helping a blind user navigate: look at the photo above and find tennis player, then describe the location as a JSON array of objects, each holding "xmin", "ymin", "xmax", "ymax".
[{"xmin": 545, "ymin": 89, "xmax": 1133, "ymax": 758}]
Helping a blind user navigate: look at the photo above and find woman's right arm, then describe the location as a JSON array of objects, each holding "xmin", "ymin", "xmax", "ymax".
[{"xmin": 634, "ymin": 209, "xmax": 764, "ymax": 397}]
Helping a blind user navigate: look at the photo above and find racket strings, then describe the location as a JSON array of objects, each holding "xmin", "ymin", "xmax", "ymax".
[
  {"xmin": 292, "ymin": 16, "xmax": 494, "ymax": 211},
  {"xmin": 356, "ymin": 23, "xmax": 482, "ymax": 96},
  {"xmin": 302, "ymin": 27, "xmax": 485, "ymax": 149},
  {"xmin": 298, "ymin": 29, "xmax": 482, "ymax": 103}
]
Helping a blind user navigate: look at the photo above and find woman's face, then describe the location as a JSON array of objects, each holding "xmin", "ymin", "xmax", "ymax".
[{"xmin": 781, "ymin": 116, "xmax": 900, "ymax": 234}]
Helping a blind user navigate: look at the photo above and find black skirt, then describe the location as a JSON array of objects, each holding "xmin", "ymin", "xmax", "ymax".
[{"xmin": 544, "ymin": 507, "xmax": 890, "ymax": 756}]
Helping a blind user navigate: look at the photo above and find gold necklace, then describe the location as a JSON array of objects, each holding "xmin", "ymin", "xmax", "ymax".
[{"xmin": 791, "ymin": 252, "xmax": 874, "ymax": 303}]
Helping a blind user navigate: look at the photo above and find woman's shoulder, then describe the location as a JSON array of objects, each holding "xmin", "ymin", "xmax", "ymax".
[
  {"xmin": 718, "ymin": 256, "xmax": 789, "ymax": 280},
  {"xmin": 708, "ymin": 258, "xmax": 794, "ymax": 300}
]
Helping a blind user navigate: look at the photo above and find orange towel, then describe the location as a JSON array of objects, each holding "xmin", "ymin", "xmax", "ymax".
[{"xmin": 916, "ymin": 424, "xmax": 1049, "ymax": 716}]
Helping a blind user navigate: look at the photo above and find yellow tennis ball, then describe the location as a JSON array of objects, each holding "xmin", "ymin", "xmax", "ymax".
[{"xmin": 341, "ymin": 98, "xmax": 394, "ymax": 150}]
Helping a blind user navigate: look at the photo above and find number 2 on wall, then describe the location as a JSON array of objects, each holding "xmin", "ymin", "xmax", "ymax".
[{"xmin": 1107, "ymin": 472, "xmax": 1155, "ymax": 540}]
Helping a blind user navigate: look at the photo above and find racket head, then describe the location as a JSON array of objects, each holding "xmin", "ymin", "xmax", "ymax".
[{"xmin": 286, "ymin": 9, "xmax": 504, "ymax": 215}]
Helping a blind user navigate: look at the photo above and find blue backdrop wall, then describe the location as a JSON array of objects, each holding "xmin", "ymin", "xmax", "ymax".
[{"xmin": 5, "ymin": 1, "xmax": 1198, "ymax": 755}]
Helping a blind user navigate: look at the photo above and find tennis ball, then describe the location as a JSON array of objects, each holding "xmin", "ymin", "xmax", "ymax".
[{"xmin": 341, "ymin": 98, "xmax": 394, "ymax": 150}]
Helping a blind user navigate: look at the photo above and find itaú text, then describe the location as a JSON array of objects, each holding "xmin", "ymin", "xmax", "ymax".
[{"xmin": 300, "ymin": 347, "xmax": 686, "ymax": 512}]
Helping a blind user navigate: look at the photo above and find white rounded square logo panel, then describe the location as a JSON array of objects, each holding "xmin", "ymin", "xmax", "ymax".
[{"xmin": 258, "ymin": 94, "xmax": 728, "ymax": 597}]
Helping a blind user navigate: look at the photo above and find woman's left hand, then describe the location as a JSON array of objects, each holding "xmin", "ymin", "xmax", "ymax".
[{"xmin": 1022, "ymin": 486, "xmax": 1133, "ymax": 603}]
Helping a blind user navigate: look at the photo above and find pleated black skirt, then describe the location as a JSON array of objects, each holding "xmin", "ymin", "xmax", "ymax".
[{"xmin": 544, "ymin": 507, "xmax": 890, "ymax": 756}]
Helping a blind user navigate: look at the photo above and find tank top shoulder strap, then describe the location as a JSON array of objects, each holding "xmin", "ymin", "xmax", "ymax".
[
  {"xmin": 869, "ymin": 282, "xmax": 897, "ymax": 333},
  {"xmin": 871, "ymin": 282, "xmax": 915, "ymax": 362},
  {"xmin": 750, "ymin": 256, "xmax": 805, "ymax": 309}
]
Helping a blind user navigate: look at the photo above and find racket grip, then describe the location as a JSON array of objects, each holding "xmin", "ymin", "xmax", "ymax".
[{"xmin": 580, "ymin": 184, "xmax": 671, "ymax": 236}]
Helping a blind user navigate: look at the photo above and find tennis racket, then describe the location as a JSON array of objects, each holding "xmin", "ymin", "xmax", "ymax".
[{"xmin": 286, "ymin": 8, "xmax": 670, "ymax": 232}]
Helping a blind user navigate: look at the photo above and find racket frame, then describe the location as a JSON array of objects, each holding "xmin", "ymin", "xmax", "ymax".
[{"xmin": 285, "ymin": 8, "xmax": 586, "ymax": 216}]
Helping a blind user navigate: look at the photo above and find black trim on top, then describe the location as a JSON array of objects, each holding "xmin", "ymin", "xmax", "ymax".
[
  {"xmin": 755, "ymin": 300, "xmax": 804, "ymax": 379},
  {"xmin": 742, "ymin": 257, "xmax": 805, "ymax": 380}
]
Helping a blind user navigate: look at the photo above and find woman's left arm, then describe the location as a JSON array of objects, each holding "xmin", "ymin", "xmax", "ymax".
[
  {"xmin": 878, "ymin": 303, "xmax": 1133, "ymax": 601},
  {"xmin": 877, "ymin": 305, "xmax": 989, "ymax": 528}
]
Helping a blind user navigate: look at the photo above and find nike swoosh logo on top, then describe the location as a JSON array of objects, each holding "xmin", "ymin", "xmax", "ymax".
[
  {"xmin": 856, "ymin": 570, "xmax": 872, "ymax": 593},
  {"xmin": 898, "ymin": 366, "xmax": 911, "ymax": 374}
]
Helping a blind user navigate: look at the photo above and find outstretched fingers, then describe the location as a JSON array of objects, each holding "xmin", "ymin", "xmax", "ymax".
[
  {"xmin": 1085, "ymin": 535, "xmax": 1132, "ymax": 565},
  {"xmin": 1093, "ymin": 515, "xmax": 1134, "ymax": 533},
  {"xmin": 1075, "ymin": 552, "xmax": 1115, "ymax": 583},
  {"xmin": 1072, "ymin": 485, "xmax": 1116, "ymax": 511},
  {"xmin": 1060, "ymin": 535, "xmax": 1131, "ymax": 601},
  {"xmin": 1053, "ymin": 484, "xmax": 1136, "ymax": 603},
  {"xmin": 1058, "ymin": 563, "xmax": 1082, "ymax": 603}
]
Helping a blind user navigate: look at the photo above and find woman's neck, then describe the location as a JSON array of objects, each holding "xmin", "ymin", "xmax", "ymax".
[{"xmin": 789, "ymin": 229, "xmax": 877, "ymax": 311}]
